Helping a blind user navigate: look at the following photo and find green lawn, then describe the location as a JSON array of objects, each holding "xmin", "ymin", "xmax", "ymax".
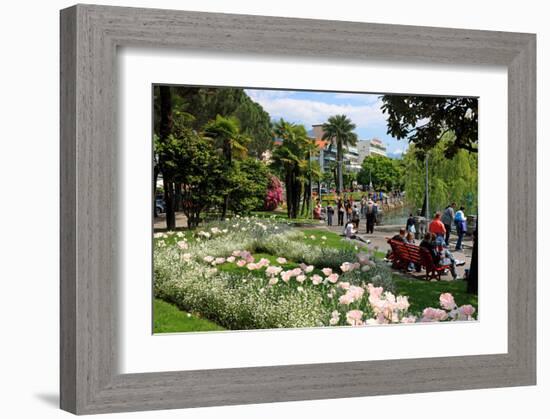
[
  {"xmin": 153, "ymin": 299, "xmax": 225, "ymax": 333},
  {"xmin": 393, "ymin": 276, "xmax": 478, "ymax": 316},
  {"xmin": 299, "ymin": 228, "xmax": 356, "ymax": 250}
]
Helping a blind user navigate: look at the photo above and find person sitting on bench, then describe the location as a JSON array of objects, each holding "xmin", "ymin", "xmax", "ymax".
[
  {"xmin": 385, "ymin": 228, "xmax": 407, "ymax": 260},
  {"xmin": 391, "ymin": 228, "xmax": 407, "ymax": 242},
  {"xmin": 421, "ymin": 233, "xmax": 459, "ymax": 279}
]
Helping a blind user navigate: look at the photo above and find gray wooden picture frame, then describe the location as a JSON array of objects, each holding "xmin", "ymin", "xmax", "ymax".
[{"xmin": 60, "ymin": 4, "xmax": 536, "ymax": 415}]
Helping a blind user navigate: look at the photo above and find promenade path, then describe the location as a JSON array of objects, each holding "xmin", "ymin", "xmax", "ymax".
[{"xmin": 303, "ymin": 221, "xmax": 473, "ymax": 280}]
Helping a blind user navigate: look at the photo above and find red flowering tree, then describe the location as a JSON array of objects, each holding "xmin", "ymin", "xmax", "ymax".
[{"xmin": 264, "ymin": 175, "xmax": 283, "ymax": 211}]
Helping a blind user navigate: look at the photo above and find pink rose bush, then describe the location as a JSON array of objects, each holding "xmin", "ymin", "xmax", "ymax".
[{"xmin": 193, "ymin": 248, "xmax": 476, "ymax": 327}]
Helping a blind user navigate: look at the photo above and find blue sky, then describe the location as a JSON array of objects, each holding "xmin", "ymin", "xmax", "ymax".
[{"xmin": 244, "ymin": 89, "xmax": 408, "ymax": 157}]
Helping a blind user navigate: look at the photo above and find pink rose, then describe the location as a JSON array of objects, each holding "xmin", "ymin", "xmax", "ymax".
[
  {"xmin": 338, "ymin": 294, "xmax": 353, "ymax": 305},
  {"xmin": 257, "ymin": 258, "xmax": 270, "ymax": 268},
  {"xmin": 276, "ymin": 257, "xmax": 287, "ymax": 264},
  {"xmin": 281, "ymin": 271, "xmax": 292, "ymax": 283},
  {"xmin": 346, "ymin": 310, "xmax": 364, "ymax": 326},
  {"xmin": 395, "ymin": 295, "xmax": 410, "ymax": 311},
  {"xmin": 401, "ymin": 315, "xmax": 417, "ymax": 324},
  {"xmin": 266, "ymin": 266, "xmax": 282, "ymax": 276},
  {"xmin": 236, "ymin": 259, "xmax": 247, "ymax": 267},
  {"xmin": 322, "ymin": 268, "xmax": 333, "ymax": 276},
  {"xmin": 311, "ymin": 274, "xmax": 323, "ymax": 285},
  {"xmin": 340, "ymin": 262, "xmax": 353, "ymax": 272},
  {"xmin": 296, "ymin": 274, "xmax": 307, "ymax": 283},
  {"xmin": 421, "ymin": 307, "xmax": 448, "ymax": 322},
  {"xmin": 439, "ymin": 293, "xmax": 456, "ymax": 311},
  {"xmin": 327, "ymin": 273, "xmax": 339, "ymax": 283},
  {"xmin": 367, "ymin": 284, "xmax": 384, "ymax": 300},
  {"xmin": 458, "ymin": 304, "xmax": 476, "ymax": 320}
]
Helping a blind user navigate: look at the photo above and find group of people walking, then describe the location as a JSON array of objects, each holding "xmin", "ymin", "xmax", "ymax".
[{"xmin": 321, "ymin": 195, "xmax": 380, "ymax": 235}]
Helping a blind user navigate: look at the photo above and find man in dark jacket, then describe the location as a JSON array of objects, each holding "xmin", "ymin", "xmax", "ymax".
[{"xmin": 441, "ymin": 203, "xmax": 456, "ymax": 246}]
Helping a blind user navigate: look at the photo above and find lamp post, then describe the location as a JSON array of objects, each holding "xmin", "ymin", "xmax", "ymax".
[{"xmin": 425, "ymin": 153, "xmax": 429, "ymax": 219}]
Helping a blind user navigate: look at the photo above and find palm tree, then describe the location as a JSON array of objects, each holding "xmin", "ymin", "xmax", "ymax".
[
  {"xmin": 203, "ymin": 115, "xmax": 249, "ymax": 218},
  {"xmin": 322, "ymin": 115, "xmax": 358, "ymax": 194},
  {"xmin": 271, "ymin": 119, "xmax": 311, "ymax": 219}
]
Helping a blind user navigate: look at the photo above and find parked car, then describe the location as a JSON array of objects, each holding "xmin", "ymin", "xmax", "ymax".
[
  {"xmin": 312, "ymin": 187, "xmax": 329, "ymax": 195},
  {"xmin": 155, "ymin": 198, "xmax": 166, "ymax": 214}
]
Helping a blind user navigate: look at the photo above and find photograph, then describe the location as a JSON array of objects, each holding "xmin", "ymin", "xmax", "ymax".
[{"xmin": 152, "ymin": 85, "xmax": 479, "ymax": 333}]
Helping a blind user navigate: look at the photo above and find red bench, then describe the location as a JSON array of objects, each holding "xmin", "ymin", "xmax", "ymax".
[{"xmin": 387, "ymin": 239, "xmax": 450, "ymax": 281}]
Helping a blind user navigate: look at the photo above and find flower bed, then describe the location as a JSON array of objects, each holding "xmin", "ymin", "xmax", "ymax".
[{"xmin": 154, "ymin": 217, "xmax": 476, "ymax": 331}]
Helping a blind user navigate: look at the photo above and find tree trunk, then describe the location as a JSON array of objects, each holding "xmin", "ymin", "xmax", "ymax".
[
  {"xmin": 467, "ymin": 225, "xmax": 478, "ymax": 294},
  {"xmin": 292, "ymin": 169, "xmax": 302, "ymax": 219},
  {"xmin": 163, "ymin": 179, "xmax": 176, "ymax": 230},
  {"xmin": 301, "ymin": 182, "xmax": 309, "ymax": 216},
  {"xmin": 285, "ymin": 171, "xmax": 293, "ymax": 218},
  {"xmin": 174, "ymin": 182, "xmax": 182, "ymax": 211},
  {"xmin": 337, "ymin": 140, "xmax": 344, "ymax": 194},
  {"xmin": 153, "ymin": 164, "xmax": 159, "ymax": 217},
  {"xmin": 159, "ymin": 86, "xmax": 175, "ymax": 230},
  {"xmin": 221, "ymin": 195, "xmax": 229, "ymax": 220},
  {"xmin": 221, "ymin": 138, "xmax": 232, "ymax": 219}
]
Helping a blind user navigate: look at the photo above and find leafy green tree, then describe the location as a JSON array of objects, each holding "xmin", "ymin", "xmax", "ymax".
[
  {"xmin": 158, "ymin": 87, "xmax": 273, "ymax": 158},
  {"xmin": 402, "ymin": 135, "xmax": 478, "ymax": 215},
  {"xmin": 357, "ymin": 155, "xmax": 404, "ymax": 191},
  {"xmin": 381, "ymin": 95, "xmax": 478, "ymax": 158},
  {"xmin": 321, "ymin": 167, "xmax": 335, "ymax": 192},
  {"xmin": 321, "ymin": 115, "xmax": 358, "ymax": 194},
  {"xmin": 203, "ymin": 115, "xmax": 250, "ymax": 219},
  {"xmin": 229, "ymin": 158, "xmax": 270, "ymax": 215},
  {"xmin": 155, "ymin": 125, "xmax": 224, "ymax": 228},
  {"xmin": 343, "ymin": 169, "xmax": 357, "ymax": 191}
]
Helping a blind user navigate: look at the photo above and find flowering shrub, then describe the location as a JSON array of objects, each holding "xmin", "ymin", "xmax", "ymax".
[
  {"xmin": 154, "ymin": 217, "xmax": 476, "ymax": 331},
  {"xmin": 264, "ymin": 175, "xmax": 284, "ymax": 211}
]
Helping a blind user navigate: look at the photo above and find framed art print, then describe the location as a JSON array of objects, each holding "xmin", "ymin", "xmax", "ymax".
[{"xmin": 60, "ymin": 4, "xmax": 536, "ymax": 414}]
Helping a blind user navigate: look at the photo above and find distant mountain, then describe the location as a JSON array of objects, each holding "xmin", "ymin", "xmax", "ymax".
[{"xmin": 387, "ymin": 150, "xmax": 405, "ymax": 159}]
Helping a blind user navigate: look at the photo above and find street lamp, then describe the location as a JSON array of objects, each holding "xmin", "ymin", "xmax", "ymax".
[{"xmin": 425, "ymin": 152, "xmax": 429, "ymax": 219}]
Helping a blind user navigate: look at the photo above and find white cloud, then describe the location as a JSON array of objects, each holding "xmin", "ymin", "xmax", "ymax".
[
  {"xmin": 247, "ymin": 94, "xmax": 388, "ymax": 133},
  {"xmin": 245, "ymin": 89, "xmax": 295, "ymax": 102},
  {"xmin": 332, "ymin": 93, "xmax": 381, "ymax": 105}
]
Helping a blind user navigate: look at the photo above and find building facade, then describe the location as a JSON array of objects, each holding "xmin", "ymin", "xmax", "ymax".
[
  {"xmin": 357, "ymin": 138, "xmax": 387, "ymax": 164},
  {"xmin": 310, "ymin": 124, "xmax": 362, "ymax": 173}
]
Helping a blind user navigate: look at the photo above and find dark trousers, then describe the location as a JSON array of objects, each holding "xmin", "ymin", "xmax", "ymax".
[
  {"xmin": 366, "ymin": 215, "xmax": 375, "ymax": 234},
  {"xmin": 338, "ymin": 211, "xmax": 344, "ymax": 226},
  {"xmin": 327, "ymin": 214, "xmax": 333, "ymax": 226},
  {"xmin": 444, "ymin": 224, "xmax": 452, "ymax": 246}
]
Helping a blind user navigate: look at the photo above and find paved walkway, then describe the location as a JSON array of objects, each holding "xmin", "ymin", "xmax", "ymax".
[
  {"xmin": 305, "ymin": 221, "xmax": 473, "ymax": 280},
  {"xmin": 154, "ymin": 212, "xmax": 188, "ymax": 231}
]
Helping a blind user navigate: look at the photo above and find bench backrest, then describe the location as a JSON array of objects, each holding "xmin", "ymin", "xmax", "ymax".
[
  {"xmin": 388, "ymin": 239, "xmax": 446, "ymax": 273},
  {"xmin": 388, "ymin": 239, "xmax": 431, "ymax": 264}
]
